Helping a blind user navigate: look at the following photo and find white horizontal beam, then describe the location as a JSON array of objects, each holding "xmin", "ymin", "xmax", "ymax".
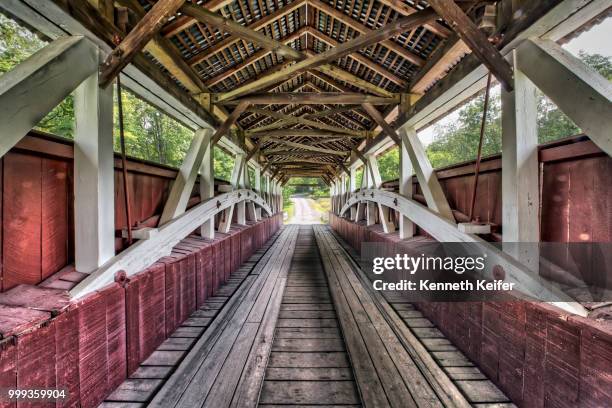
[
  {"xmin": 70, "ymin": 189, "xmax": 272, "ymax": 299},
  {"xmin": 0, "ymin": 35, "xmax": 97, "ymax": 157},
  {"xmin": 340, "ymin": 189, "xmax": 588, "ymax": 317}
]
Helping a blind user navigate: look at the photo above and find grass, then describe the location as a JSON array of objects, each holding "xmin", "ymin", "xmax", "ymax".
[
  {"xmin": 311, "ymin": 197, "xmax": 331, "ymax": 223},
  {"xmin": 283, "ymin": 201, "xmax": 295, "ymax": 224}
]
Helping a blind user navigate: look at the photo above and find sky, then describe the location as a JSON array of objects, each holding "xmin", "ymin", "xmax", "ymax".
[{"xmin": 417, "ymin": 15, "xmax": 611, "ymax": 147}]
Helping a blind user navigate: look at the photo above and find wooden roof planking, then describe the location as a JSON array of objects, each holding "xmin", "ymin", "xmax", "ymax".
[{"xmin": 35, "ymin": 0, "xmax": 607, "ymax": 180}]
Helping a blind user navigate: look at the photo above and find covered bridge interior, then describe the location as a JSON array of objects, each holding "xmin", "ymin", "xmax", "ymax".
[{"xmin": 0, "ymin": 0, "xmax": 610, "ymax": 407}]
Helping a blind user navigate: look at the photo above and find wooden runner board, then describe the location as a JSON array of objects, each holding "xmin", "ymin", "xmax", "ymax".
[
  {"xmin": 314, "ymin": 225, "xmax": 471, "ymax": 408},
  {"xmin": 258, "ymin": 226, "xmax": 362, "ymax": 406}
]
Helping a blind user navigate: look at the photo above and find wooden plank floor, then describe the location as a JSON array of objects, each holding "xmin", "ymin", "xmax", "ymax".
[
  {"xmin": 326, "ymin": 226, "xmax": 516, "ymax": 408},
  {"xmin": 101, "ymin": 225, "xmax": 516, "ymax": 408},
  {"xmin": 149, "ymin": 225, "xmax": 299, "ymax": 408},
  {"xmin": 259, "ymin": 226, "xmax": 361, "ymax": 406},
  {"xmin": 100, "ymin": 228, "xmax": 284, "ymax": 408}
]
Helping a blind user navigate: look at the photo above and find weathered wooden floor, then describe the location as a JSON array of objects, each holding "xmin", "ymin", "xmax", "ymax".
[
  {"xmin": 259, "ymin": 226, "xmax": 361, "ymax": 406},
  {"xmin": 99, "ymin": 229, "xmax": 284, "ymax": 408},
  {"xmin": 101, "ymin": 224, "xmax": 514, "ymax": 408}
]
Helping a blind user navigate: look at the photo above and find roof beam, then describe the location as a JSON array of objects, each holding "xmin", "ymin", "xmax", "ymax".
[
  {"xmin": 265, "ymin": 138, "xmax": 349, "ymax": 156},
  {"xmin": 361, "ymin": 103, "xmax": 401, "ymax": 145},
  {"xmin": 99, "ymin": 0, "xmax": 185, "ymax": 87},
  {"xmin": 308, "ymin": 0, "xmax": 425, "ymax": 67},
  {"xmin": 409, "ymin": 35, "xmax": 470, "ymax": 94},
  {"xmin": 180, "ymin": 3, "xmax": 303, "ymax": 61},
  {"xmin": 315, "ymin": 65, "xmax": 394, "ymax": 97},
  {"xmin": 205, "ymin": 27, "xmax": 307, "ymax": 87},
  {"xmin": 217, "ymin": 93, "xmax": 400, "ymax": 105},
  {"xmin": 427, "ymin": 0, "xmax": 514, "ymax": 91},
  {"xmin": 244, "ymin": 107, "xmax": 367, "ymax": 136},
  {"xmin": 211, "ymin": 101, "xmax": 250, "ymax": 144},
  {"xmin": 215, "ymin": 7, "xmax": 437, "ymax": 102},
  {"xmin": 263, "ymin": 150, "xmax": 346, "ymax": 157},
  {"xmin": 162, "ymin": 0, "xmax": 253, "ymax": 37},
  {"xmin": 184, "ymin": 0, "xmax": 306, "ymax": 65},
  {"xmin": 251, "ymin": 129, "xmax": 364, "ymax": 138},
  {"xmin": 271, "ymin": 159, "xmax": 337, "ymax": 165},
  {"xmin": 202, "ymin": 27, "xmax": 392, "ymax": 97},
  {"xmin": 375, "ymin": 0, "xmax": 451, "ymax": 37},
  {"xmin": 304, "ymin": 27, "xmax": 407, "ymax": 87}
]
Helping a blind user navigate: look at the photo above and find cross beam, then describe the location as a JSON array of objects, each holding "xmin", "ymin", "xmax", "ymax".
[
  {"xmin": 427, "ymin": 0, "xmax": 514, "ymax": 91},
  {"xmin": 217, "ymin": 93, "xmax": 400, "ymax": 105},
  {"xmin": 99, "ymin": 0, "xmax": 185, "ymax": 87},
  {"xmin": 215, "ymin": 7, "xmax": 437, "ymax": 102}
]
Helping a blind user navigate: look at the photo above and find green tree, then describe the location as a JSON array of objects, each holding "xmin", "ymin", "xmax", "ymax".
[
  {"xmin": 214, "ymin": 147, "xmax": 235, "ymax": 181},
  {"xmin": 378, "ymin": 147, "xmax": 400, "ymax": 181},
  {"xmin": 0, "ymin": 13, "xmax": 74, "ymax": 138},
  {"xmin": 114, "ymin": 90, "xmax": 192, "ymax": 167}
]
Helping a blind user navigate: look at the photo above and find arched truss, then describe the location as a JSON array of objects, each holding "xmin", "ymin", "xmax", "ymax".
[
  {"xmin": 70, "ymin": 189, "xmax": 272, "ymax": 299},
  {"xmin": 340, "ymin": 189, "xmax": 587, "ymax": 316}
]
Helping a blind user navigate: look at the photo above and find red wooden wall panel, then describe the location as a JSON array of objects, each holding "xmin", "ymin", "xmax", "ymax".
[{"xmin": 3, "ymin": 153, "xmax": 43, "ymax": 290}]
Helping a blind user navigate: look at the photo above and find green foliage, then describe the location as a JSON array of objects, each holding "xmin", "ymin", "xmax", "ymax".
[
  {"xmin": 425, "ymin": 52, "xmax": 611, "ymax": 169},
  {"xmin": 0, "ymin": 13, "xmax": 75, "ymax": 138},
  {"xmin": 355, "ymin": 167, "xmax": 363, "ymax": 188},
  {"xmin": 114, "ymin": 90, "xmax": 192, "ymax": 167},
  {"xmin": 426, "ymin": 92, "xmax": 502, "ymax": 168},
  {"xmin": 378, "ymin": 147, "xmax": 400, "ymax": 181},
  {"xmin": 283, "ymin": 177, "xmax": 328, "ymax": 202},
  {"xmin": 213, "ymin": 147, "xmax": 235, "ymax": 181}
]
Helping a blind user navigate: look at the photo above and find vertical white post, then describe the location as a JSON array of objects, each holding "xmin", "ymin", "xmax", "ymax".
[
  {"xmin": 365, "ymin": 156, "xmax": 377, "ymax": 226},
  {"xmin": 200, "ymin": 131, "xmax": 215, "ymax": 239},
  {"xmin": 74, "ymin": 69, "xmax": 115, "ymax": 272},
  {"xmin": 340, "ymin": 174, "xmax": 347, "ymax": 212},
  {"xmin": 399, "ymin": 135, "xmax": 415, "ymax": 239},
  {"xmin": 502, "ymin": 50, "xmax": 540, "ymax": 271},
  {"xmin": 236, "ymin": 159, "xmax": 246, "ymax": 225},
  {"xmin": 265, "ymin": 175, "xmax": 271, "ymax": 208},
  {"xmin": 349, "ymin": 167, "xmax": 357, "ymax": 219},
  {"xmin": 330, "ymin": 181, "xmax": 336, "ymax": 214},
  {"xmin": 254, "ymin": 167, "xmax": 262, "ymax": 218}
]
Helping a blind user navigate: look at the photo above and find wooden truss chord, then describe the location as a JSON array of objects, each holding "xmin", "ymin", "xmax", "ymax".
[
  {"xmin": 427, "ymin": 0, "xmax": 514, "ymax": 91},
  {"xmin": 217, "ymin": 93, "xmax": 400, "ymax": 105},
  {"xmin": 99, "ymin": 0, "xmax": 185, "ymax": 87}
]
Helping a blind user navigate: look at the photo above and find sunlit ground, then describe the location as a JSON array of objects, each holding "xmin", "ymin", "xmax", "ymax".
[{"xmin": 285, "ymin": 194, "xmax": 330, "ymax": 224}]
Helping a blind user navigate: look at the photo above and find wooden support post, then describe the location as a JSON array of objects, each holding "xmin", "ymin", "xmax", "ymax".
[
  {"xmin": 235, "ymin": 155, "xmax": 247, "ymax": 225},
  {"xmin": 254, "ymin": 167, "xmax": 262, "ymax": 218},
  {"xmin": 199, "ymin": 131, "xmax": 215, "ymax": 239},
  {"xmin": 398, "ymin": 127, "xmax": 455, "ymax": 222},
  {"xmin": 74, "ymin": 69, "xmax": 115, "ymax": 272},
  {"xmin": 0, "ymin": 36, "xmax": 98, "ymax": 158},
  {"xmin": 160, "ymin": 128, "xmax": 212, "ymax": 225},
  {"xmin": 349, "ymin": 166, "xmax": 357, "ymax": 219},
  {"xmin": 366, "ymin": 154, "xmax": 395, "ymax": 232},
  {"xmin": 501, "ymin": 50, "xmax": 540, "ymax": 271},
  {"xmin": 364, "ymin": 157, "xmax": 376, "ymax": 226},
  {"xmin": 399, "ymin": 136, "xmax": 415, "ymax": 239}
]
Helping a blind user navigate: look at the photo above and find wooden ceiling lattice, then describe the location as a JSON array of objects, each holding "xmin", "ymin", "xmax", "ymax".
[{"xmin": 130, "ymin": 0, "xmax": 466, "ymax": 180}]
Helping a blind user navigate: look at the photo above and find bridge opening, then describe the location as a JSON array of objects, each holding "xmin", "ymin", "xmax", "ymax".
[{"xmin": 0, "ymin": 1, "xmax": 610, "ymax": 407}]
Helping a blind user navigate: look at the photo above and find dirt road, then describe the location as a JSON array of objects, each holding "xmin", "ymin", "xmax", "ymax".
[{"xmin": 289, "ymin": 196, "xmax": 323, "ymax": 224}]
